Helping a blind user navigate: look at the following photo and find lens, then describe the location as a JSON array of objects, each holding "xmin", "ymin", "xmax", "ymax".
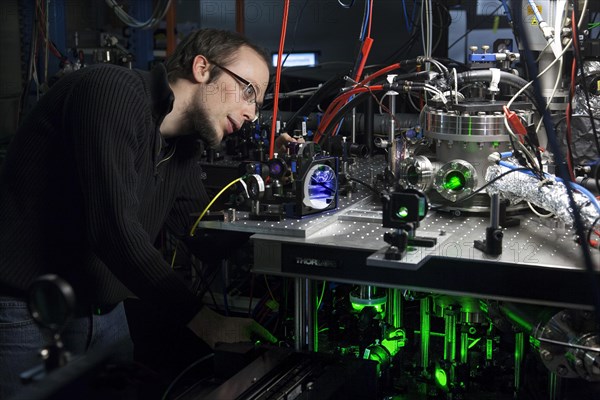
[{"xmin": 303, "ymin": 164, "xmax": 337, "ymax": 210}]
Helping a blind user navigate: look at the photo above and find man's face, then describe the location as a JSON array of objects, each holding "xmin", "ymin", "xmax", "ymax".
[{"xmin": 185, "ymin": 46, "xmax": 269, "ymax": 147}]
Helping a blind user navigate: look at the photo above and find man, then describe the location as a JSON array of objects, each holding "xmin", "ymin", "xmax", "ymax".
[{"xmin": 0, "ymin": 28, "xmax": 283, "ymax": 398}]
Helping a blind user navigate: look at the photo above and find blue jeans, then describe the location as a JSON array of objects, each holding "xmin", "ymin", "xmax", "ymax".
[{"xmin": 0, "ymin": 296, "xmax": 133, "ymax": 399}]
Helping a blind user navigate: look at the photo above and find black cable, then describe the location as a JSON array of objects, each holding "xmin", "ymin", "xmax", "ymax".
[
  {"xmin": 553, "ymin": 115, "xmax": 600, "ymax": 131},
  {"xmin": 160, "ymin": 353, "xmax": 215, "ymax": 400},
  {"xmin": 554, "ymin": 115, "xmax": 600, "ymax": 187},
  {"xmin": 348, "ymin": 0, "xmax": 372, "ymax": 83},
  {"xmin": 457, "ymin": 167, "xmax": 532, "ymax": 202},
  {"xmin": 320, "ymin": 79, "xmax": 426, "ymax": 142},
  {"xmin": 320, "ymin": 90, "xmax": 372, "ymax": 141},
  {"xmin": 264, "ymin": 0, "xmax": 341, "ymax": 113},
  {"xmin": 348, "ymin": 176, "xmax": 380, "ymax": 195},
  {"xmin": 434, "ymin": 57, "xmax": 470, "ymax": 72},
  {"xmin": 281, "ymin": 72, "xmax": 348, "ymax": 135},
  {"xmin": 432, "ymin": 1, "xmax": 452, "ymax": 54},
  {"xmin": 262, "ymin": 0, "xmax": 311, "ymax": 115},
  {"xmin": 382, "ymin": 2, "xmax": 422, "ymax": 64},
  {"xmin": 502, "ymin": 118, "xmax": 544, "ymax": 180},
  {"xmin": 382, "ymin": 23, "xmax": 420, "ymax": 63},
  {"xmin": 451, "ymin": 69, "xmax": 544, "ymax": 113},
  {"xmin": 514, "ymin": 2, "xmax": 600, "ymax": 323},
  {"xmin": 358, "ymin": 0, "xmax": 370, "ymax": 40},
  {"xmin": 280, "ymin": 0, "xmax": 310, "ymax": 70},
  {"xmin": 200, "ymin": 267, "xmax": 221, "ymax": 308},
  {"xmin": 447, "ymin": 4, "xmax": 503, "ymax": 50},
  {"xmin": 586, "ymin": 216, "xmax": 600, "ymax": 248},
  {"xmin": 554, "ymin": 115, "xmax": 577, "ymax": 178}
]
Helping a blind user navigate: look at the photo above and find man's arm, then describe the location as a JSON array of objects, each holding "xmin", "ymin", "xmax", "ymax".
[
  {"xmin": 164, "ymin": 150, "xmax": 277, "ymax": 347},
  {"xmin": 187, "ymin": 306, "xmax": 276, "ymax": 348},
  {"xmin": 65, "ymin": 67, "xmax": 199, "ymax": 323}
]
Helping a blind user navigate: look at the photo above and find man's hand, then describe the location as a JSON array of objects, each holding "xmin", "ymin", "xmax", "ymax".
[
  {"xmin": 274, "ymin": 133, "xmax": 305, "ymax": 154},
  {"xmin": 187, "ymin": 306, "xmax": 276, "ymax": 348}
]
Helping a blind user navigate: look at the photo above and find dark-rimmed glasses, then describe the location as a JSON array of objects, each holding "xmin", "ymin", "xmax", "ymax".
[{"xmin": 210, "ymin": 61, "xmax": 260, "ymax": 121}]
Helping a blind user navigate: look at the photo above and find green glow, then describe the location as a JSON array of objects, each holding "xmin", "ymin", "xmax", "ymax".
[
  {"xmin": 515, "ymin": 332, "xmax": 524, "ymax": 362},
  {"xmin": 460, "ymin": 337, "xmax": 467, "ymax": 363},
  {"xmin": 479, "ymin": 301, "xmax": 489, "ymax": 314},
  {"xmin": 486, "ymin": 338, "xmax": 493, "ymax": 360},
  {"xmin": 381, "ymin": 338, "xmax": 400, "ymax": 356},
  {"xmin": 468, "ymin": 117, "xmax": 472, "ymax": 136},
  {"xmin": 351, "ymin": 302, "xmax": 384, "ymax": 313},
  {"xmin": 493, "ymin": 141, "xmax": 500, "ymax": 148},
  {"xmin": 529, "ymin": 335, "xmax": 540, "ymax": 350},
  {"xmin": 396, "ymin": 207, "xmax": 409, "ymax": 219},
  {"xmin": 381, "ymin": 329, "xmax": 406, "ymax": 357},
  {"xmin": 443, "ymin": 171, "xmax": 466, "ymax": 191},
  {"xmin": 435, "ymin": 367, "xmax": 448, "ymax": 388},
  {"xmin": 503, "ymin": 309, "xmax": 533, "ymax": 332},
  {"xmin": 266, "ymin": 299, "xmax": 279, "ymax": 311},
  {"xmin": 444, "ymin": 176, "xmax": 462, "ymax": 190},
  {"xmin": 365, "ymin": 347, "xmax": 383, "ymax": 363}
]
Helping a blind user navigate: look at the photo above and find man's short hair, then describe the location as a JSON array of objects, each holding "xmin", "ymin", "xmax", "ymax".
[{"xmin": 165, "ymin": 28, "xmax": 270, "ymax": 83}]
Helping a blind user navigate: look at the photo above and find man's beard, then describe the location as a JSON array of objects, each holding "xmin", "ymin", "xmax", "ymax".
[{"xmin": 182, "ymin": 88, "xmax": 221, "ymax": 148}]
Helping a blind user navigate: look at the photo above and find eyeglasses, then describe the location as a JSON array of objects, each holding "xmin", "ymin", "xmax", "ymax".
[{"xmin": 210, "ymin": 61, "xmax": 260, "ymax": 121}]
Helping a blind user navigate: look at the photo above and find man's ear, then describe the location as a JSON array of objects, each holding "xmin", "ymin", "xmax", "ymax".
[{"xmin": 191, "ymin": 55, "xmax": 210, "ymax": 83}]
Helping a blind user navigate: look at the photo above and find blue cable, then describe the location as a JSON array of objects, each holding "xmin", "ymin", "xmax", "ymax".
[
  {"xmin": 500, "ymin": 0, "xmax": 513, "ymax": 24},
  {"xmin": 402, "ymin": 0, "xmax": 412, "ymax": 32},
  {"xmin": 498, "ymin": 161, "xmax": 600, "ymax": 213},
  {"xmin": 526, "ymin": 0, "xmax": 545, "ymax": 26},
  {"xmin": 568, "ymin": 184, "xmax": 600, "ymax": 214},
  {"xmin": 359, "ymin": 0, "xmax": 370, "ymax": 40},
  {"xmin": 334, "ymin": 117, "xmax": 344, "ymax": 136},
  {"xmin": 335, "ymin": 92, "xmax": 357, "ymax": 136},
  {"xmin": 410, "ymin": 0, "xmax": 417, "ymax": 32}
]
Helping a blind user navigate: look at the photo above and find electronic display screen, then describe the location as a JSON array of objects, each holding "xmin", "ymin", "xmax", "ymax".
[{"xmin": 272, "ymin": 52, "xmax": 318, "ymax": 67}]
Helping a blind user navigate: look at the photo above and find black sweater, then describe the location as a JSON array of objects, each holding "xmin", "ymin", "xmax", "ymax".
[{"xmin": 0, "ymin": 64, "xmax": 208, "ymax": 325}]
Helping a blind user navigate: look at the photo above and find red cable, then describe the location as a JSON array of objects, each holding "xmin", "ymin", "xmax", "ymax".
[
  {"xmin": 314, "ymin": 64, "xmax": 404, "ymax": 143},
  {"xmin": 366, "ymin": 0, "xmax": 373, "ymax": 38},
  {"xmin": 359, "ymin": 62, "xmax": 402, "ymax": 86},
  {"xmin": 352, "ymin": 0, "xmax": 374, "ymax": 82},
  {"xmin": 313, "ymin": 95, "xmax": 353, "ymax": 143},
  {"xmin": 316, "ymin": 89, "xmax": 365, "ymax": 134},
  {"xmin": 36, "ymin": 0, "xmax": 65, "ymax": 61},
  {"xmin": 268, "ymin": 0, "xmax": 290, "ymax": 159},
  {"xmin": 314, "ymin": 85, "xmax": 384, "ymax": 142},
  {"xmin": 314, "ymin": 67, "xmax": 399, "ymax": 142},
  {"xmin": 571, "ymin": 9, "xmax": 580, "ymax": 53},
  {"xmin": 316, "ymin": 1, "xmax": 389, "ymax": 143},
  {"xmin": 317, "ymin": 90, "xmax": 365, "ymax": 136},
  {"xmin": 352, "ymin": 38, "xmax": 374, "ymax": 83},
  {"xmin": 324, "ymin": 0, "xmax": 375, "ymax": 140}
]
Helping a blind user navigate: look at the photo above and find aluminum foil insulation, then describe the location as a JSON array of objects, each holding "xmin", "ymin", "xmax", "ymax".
[
  {"xmin": 485, "ymin": 165, "xmax": 599, "ymax": 229},
  {"xmin": 573, "ymin": 61, "xmax": 600, "ymax": 115}
]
